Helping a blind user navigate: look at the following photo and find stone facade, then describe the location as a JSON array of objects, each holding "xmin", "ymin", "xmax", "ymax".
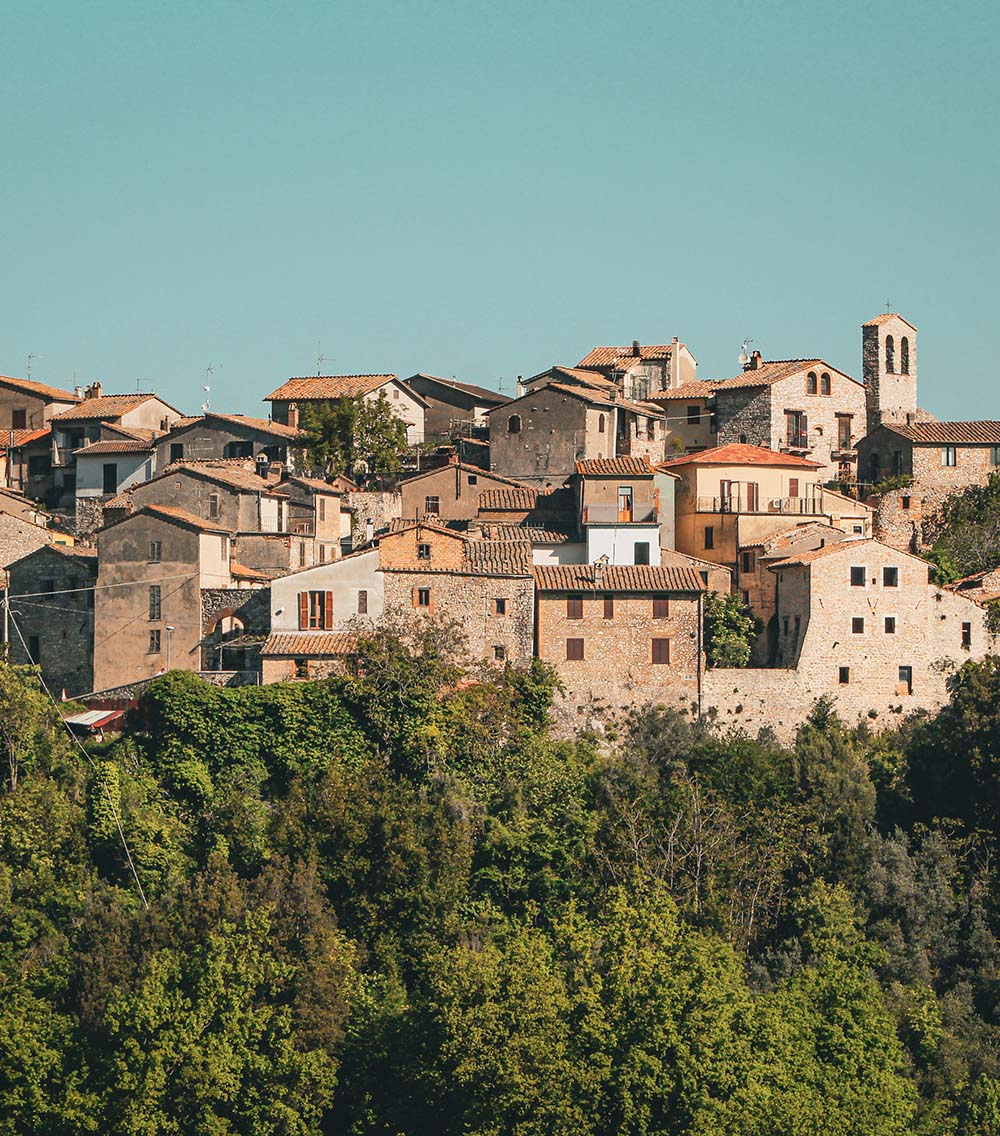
[
  {"xmin": 862, "ymin": 314, "xmax": 918, "ymax": 436},
  {"xmin": 154, "ymin": 413, "xmax": 299, "ymax": 470},
  {"xmin": 4, "ymin": 545, "xmax": 97, "ymax": 696},
  {"xmin": 0, "ymin": 513, "xmax": 51, "ymax": 587},
  {"xmin": 346, "ymin": 489, "xmax": 402, "ymax": 546},
  {"xmin": 0, "ymin": 375, "xmax": 78, "ymax": 432},
  {"xmin": 398, "ymin": 460, "xmax": 528, "ymax": 523}
]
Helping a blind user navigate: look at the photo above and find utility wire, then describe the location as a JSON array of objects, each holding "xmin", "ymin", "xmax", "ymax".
[
  {"xmin": 4, "ymin": 608, "xmax": 149, "ymax": 911},
  {"xmin": 9, "ymin": 571, "xmax": 197, "ymax": 600}
]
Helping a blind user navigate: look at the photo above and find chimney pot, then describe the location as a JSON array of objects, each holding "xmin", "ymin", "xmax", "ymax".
[
  {"xmin": 287, "ymin": 402, "xmax": 299, "ymax": 430},
  {"xmin": 750, "ymin": 350, "xmax": 762, "ymax": 371},
  {"xmin": 632, "ymin": 339, "xmax": 641, "ymax": 357},
  {"xmin": 92, "ymin": 381, "xmax": 102, "ymax": 399},
  {"xmin": 74, "ymin": 385, "xmax": 83, "ymax": 399}
]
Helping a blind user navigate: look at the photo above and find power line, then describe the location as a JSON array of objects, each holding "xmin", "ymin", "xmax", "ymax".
[
  {"xmin": 4, "ymin": 608, "xmax": 149, "ymax": 911},
  {"xmin": 9, "ymin": 570, "xmax": 197, "ymax": 601}
]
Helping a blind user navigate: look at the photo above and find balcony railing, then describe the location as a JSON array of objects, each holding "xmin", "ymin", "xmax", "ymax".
[
  {"xmin": 582, "ymin": 504, "xmax": 658, "ymax": 524},
  {"xmin": 695, "ymin": 495, "xmax": 825, "ymax": 515}
]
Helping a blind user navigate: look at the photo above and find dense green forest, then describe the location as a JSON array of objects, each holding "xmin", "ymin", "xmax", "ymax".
[{"xmin": 3, "ymin": 626, "xmax": 1000, "ymax": 1135}]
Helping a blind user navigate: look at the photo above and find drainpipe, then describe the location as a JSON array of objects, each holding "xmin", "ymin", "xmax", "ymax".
[{"xmin": 696, "ymin": 588, "xmax": 704, "ymax": 719}]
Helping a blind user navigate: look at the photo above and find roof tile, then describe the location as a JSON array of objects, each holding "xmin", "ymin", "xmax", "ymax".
[
  {"xmin": 533, "ymin": 564, "xmax": 705, "ymax": 592},
  {"xmin": 576, "ymin": 456, "xmax": 654, "ymax": 476},
  {"xmin": 265, "ymin": 375, "xmax": 397, "ymax": 401},
  {"xmin": 262, "ymin": 632, "xmax": 360, "ymax": 656},
  {"xmin": 657, "ymin": 443, "xmax": 823, "ymax": 469},
  {"xmin": 880, "ymin": 421, "xmax": 1000, "ymax": 444},
  {"xmin": 577, "ymin": 344, "xmax": 679, "ymax": 369}
]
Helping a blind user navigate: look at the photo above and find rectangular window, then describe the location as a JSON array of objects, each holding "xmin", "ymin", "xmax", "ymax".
[
  {"xmin": 319, "ymin": 545, "xmax": 326, "ymax": 564},
  {"xmin": 838, "ymin": 416, "xmax": 852, "ymax": 450},
  {"xmin": 852, "ymin": 617, "xmax": 865, "ymax": 634},
  {"xmin": 102, "ymin": 463, "xmax": 118, "ymax": 494},
  {"xmin": 651, "ymin": 638, "xmax": 671, "ymax": 664},
  {"xmin": 741, "ymin": 550, "xmax": 756, "ymax": 573},
  {"xmin": 899, "ymin": 665, "xmax": 913, "ymax": 693},
  {"xmin": 885, "ymin": 616, "xmax": 896, "ymax": 634},
  {"xmin": 566, "ymin": 637, "xmax": 584, "ymax": 661},
  {"xmin": 149, "ymin": 540, "xmax": 161, "ymax": 563},
  {"xmin": 41, "ymin": 578, "xmax": 54, "ymax": 594},
  {"xmin": 746, "ymin": 482, "xmax": 759, "ymax": 512},
  {"xmin": 652, "ymin": 596, "xmax": 669, "ymax": 619},
  {"xmin": 299, "ymin": 590, "xmax": 333, "ymax": 629},
  {"xmin": 299, "ymin": 541, "xmax": 307, "ymax": 567},
  {"xmin": 703, "ymin": 526, "xmax": 714, "ymax": 550},
  {"xmin": 794, "ymin": 614, "xmax": 801, "ymax": 638},
  {"xmin": 883, "ymin": 566, "xmax": 899, "ymax": 587},
  {"xmin": 567, "ymin": 595, "xmax": 584, "ymax": 619},
  {"xmin": 603, "ymin": 594, "xmax": 614, "ymax": 619},
  {"xmin": 318, "ymin": 496, "xmax": 326, "ymax": 521},
  {"xmin": 962, "ymin": 621, "xmax": 972, "ymax": 648},
  {"xmin": 27, "ymin": 635, "xmax": 40, "ymax": 664},
  {"xmin": 941, "ymin": 446, "xmax": 957, "ymax": 467},
  {"xmin": 27, "ymin": 454, "xmax": 51, "ymax": 476},
  {"xmin": 807, "ymin": 373, "xmax": 817, "ymax": 395},
  {"xmin": 357, "ymin": 589, "xmax": 368, "ymax": 614},
  {"xmin": 11, "ymin": 408, "xmax": 26, "ymax": 430},
  {"xmin": 468, "ymin": 475, "xmax": 478, "ymax": 485},
  {"xmin": 416, "ymin": 587, "xmax": 431, "ymax": 608},
  {"xmin": 148, "ymin": 630, "xmax": 161, "ymax": 653},
  {"xmin": 424, "ymin": 496, "xmax": 440, "ymax": 515},
  {"xmin": 850, "ymin": 566, "xmax": 865, "ymax": 587},
  {"xmin": 149, "ymin": 585, "xmax": 161, "ymax": 621},
  {"xmin": 493, "ymin": 644, "xmax": 506, "ymax": 661},
  {"xmin": 209, "ymin": 492, "xmax": 220, "ymax": 518},
  {"xmin": 417, "ymin": 543, "xmax": 431, "ymax": 561},
  {"xmin": 820, "ymin": 373, "xmax": 831, "ymax": 396},
  {"xmin": 741, "ymin": 589, "xmax": 751, "ymax": 606},
  {"xmin": 494, "ymin": 597, "xmax": 507, "ymax": 616},
  {"xmin": 785, "ymin": 410, "xmax": 808, "ymax": 448},
  {"xmin": 901, "ymin": 496, "xmax": 911, "ymax": 510},
  {"xmin": 634, "ymin": 541, "xmax": 650, "ymax": 565},
  {"xmin": 169, "ymin": 442, "xmax": 184, "ymax": 463},
  {"xmin": 687, "ymin": 405, "xmax": 701, "ymax": 425},
  {"xmin": 788, "ymin": 478, "xmax": 799, "ymax": 498},
  {"xmin": 839, "ymin": 666, "xmax": 850, "ymax": 684},
  {"xmin": 992, "ymin": 447, "xmax": 1000, "ymax": 467}
]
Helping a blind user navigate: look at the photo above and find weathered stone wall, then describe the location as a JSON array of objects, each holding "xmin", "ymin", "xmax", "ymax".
[
  {"xmin": 347, "ymin": 490, "xmax": 402, "ymax": 546},
  {"xmin": 382, "ymin": 569, "xmax": 534, "ymax": 664},
  {"xmin": 201, "ymin": 587, "xmax": 271, "ymax": 635},
  {"xmin": 714, "ymin": 386, "xmax": 770, "ymax": 447},
  {"xmin": 75, "ymin": 495, "xmax": 109, "ymax": 537},
  {"xmin": 0, "ymin": 514, "xmax": 50, "ymax": 586},
  {"xmin": 489, "ymin": 389, "xmax": 590, "ymax": 486}
]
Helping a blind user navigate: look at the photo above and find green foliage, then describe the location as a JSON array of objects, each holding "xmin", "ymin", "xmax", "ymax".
[
  {"xmin": 703, "ymin": 590, "xmax": 761, "ymax": 668},
  {"xmin": 929, "ymin": 471, "xmax": 1000, "ymax": 578},
  {"xmin": 295, "ymin": 393, "xmax": 410, "ymax": 480}
]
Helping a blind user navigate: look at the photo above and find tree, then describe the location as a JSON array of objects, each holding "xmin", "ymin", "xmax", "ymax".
[
  {"xmin": 703, "ymin": 591, "xmax": 761, "ymax": 668},
  {"xmin": 295, "ymin": 393, "xmax": 409, "ymax": 480},
  {"xmin": 928, "ymin": 472, "xmax": 1000, "ymax": 577}
]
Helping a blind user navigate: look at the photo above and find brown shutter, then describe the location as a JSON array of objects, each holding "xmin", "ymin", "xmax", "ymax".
[
  {"xmin": 298, "ymin": 592, "xmax": 308, "ymax": 629},
  {"xmin": 324, "ymin": 591, "xmax": 333, "ymax": 629},
  {"xmin": 412, "ymin": 587, "xmax": 419, "ymax": 608}
]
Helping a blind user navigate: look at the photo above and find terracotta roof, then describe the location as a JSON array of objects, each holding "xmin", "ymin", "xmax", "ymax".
[
  {"xmin": 577, "ymin": 344, "xmax": 679, "ymax": 369},
  {"xmin": 2, "ymin": 426, "xmax": 50, "ymax": 448},
  {"xmin": 648, "ymin": 380, "xmax": 720, "ymax": 400},
  {"xmin": 139, "ymin": 504, "xmax": 233, "ymax": 533},
  {"xmin": 51, "ymin": 394, "xmax": 171, "ymax": 422},
  {"xmin": 478, "ymin": 486, "xmax": 538, "ymax": 512},
  {"xmin": 399, "ymin": 460, "xmax": 528, "ymax": 489},
  {"xmin": 196, "ymin": 413, "xmax": 303, "ymax": 439},
  {"xmin": 479, "ymin": 523, "xmax": 576, "ymax": 544},
  {"xmin": 170, "ymin": 416, "xmax": 203, "ymax": 429},
  {"xmin": 709, "ymin": 359, "xmax": 861, "ymax": 391},
  {"xmin": 279, "ymin": 475, "xmax": 343, "ymax": 494},
  {"xmin": 880, "ymin": 421, "xmax": 1000, "ymax": 444},
  {"xmin": 160, "ymin": 461, "xmax": 282, "ymax": 494},
  {"xmin": 465, "ymin": 540, "xmax": 533, "ymax": 574},
  {"xmin": 74, "ymin": 439, "xmax": 154, "ymax": 455},
  {"xmin": 406, "ymin": 374, "xmax": 506, "ymax": 404},
  {"xmin": 530, "ymin": 366, "xmax": 620, "ymax": 391},
  {"xmin": 230, "ymin": 560, "xmax": 270, "ymax": 582},
  {"xmin": 0, "ymin": 374, "xmax": 81, "ymax": 402},
  {"xmin": 103, "ymin": 491, "xmax": 133, "ymax": 511},
  {"xmin": 862, "ymin": 313, "xmax": 917, "ymax": 330},
  {"xmin": 657, "ymin": 443, "xmax": 823, "ymax": 469},
  {"xmin": 749, "ymin": 522, "xmax": 852, "ymax": 556},
  {"xmin": 576, "ymin": 456, "xmax": 654, "ymax": 476},
  {"xmin": 264, "ymin": 375, "xmax": 398, "ymax": 401},
  {"xmin": 533, "ymin": 564, "xmax": 705, "ymax": 593},
  {"xmin": 261, "ymin": 632, "xmax": 359, "ymax": 657}
]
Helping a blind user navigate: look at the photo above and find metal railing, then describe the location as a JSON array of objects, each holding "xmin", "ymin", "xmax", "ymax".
[
  {"xmin": 695, "ymin": 495, "xmax": 826, "ymax": 515},
  {"xmin": 582, "ymin": 504, "xmax": 658, "ymax": 524}
]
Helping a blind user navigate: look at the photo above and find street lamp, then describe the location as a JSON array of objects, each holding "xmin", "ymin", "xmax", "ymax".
[{"xmin": 165, "ymin": 625, "xmax": 175, "ymax": 671}]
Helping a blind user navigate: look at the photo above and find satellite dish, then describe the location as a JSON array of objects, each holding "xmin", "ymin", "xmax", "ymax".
[{"xmin": 738, "ymin": 351, "xmax": 750, "ymax": 367}]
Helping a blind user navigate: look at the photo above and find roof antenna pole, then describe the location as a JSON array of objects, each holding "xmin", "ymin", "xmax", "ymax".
[
  {"xmin": 27, "ymin": 353, "xmax": 42, "ymax": 381},
  {"xmin": 203, "ymin": 363, "xmax": 219, "ymax": 413},
  {"xmin": 316, "ymin": 345, "xmax": 328, "ymax": 376}
]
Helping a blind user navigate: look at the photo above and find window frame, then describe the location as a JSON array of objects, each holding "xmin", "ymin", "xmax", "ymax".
[{"xmin": 566, "ymin": 637, "xmax": 584, "ymax": 661}]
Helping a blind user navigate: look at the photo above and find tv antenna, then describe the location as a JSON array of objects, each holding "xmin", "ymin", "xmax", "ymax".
[
  {"xmin": 738, "ymin": 339, "xmax": 755, "ymax": 368},
  {"xmin": 27, "ymin": 353, "xmax": 43, "ymax": 380},
  {"xmin": 203, "ymin": 363, "xmax": 220, "ymax": 413},
  {"xmin": 316, "ymin": 344, "xmax": 329, "ymax": 376}
]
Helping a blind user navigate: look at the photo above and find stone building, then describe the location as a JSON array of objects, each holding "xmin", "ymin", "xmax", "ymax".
[
  {"xmin": 397, "ymin": 458, "xmax": 530, "ymax": 523},
  {"xmin": 575, "ymin": 338, "xmax": 698, "ymax": 400},
  {"xmin": 93, "ymin": 505, "xmax": 267, "ymax": 691},
  {"xmin": 4, "ymin": 544, "xmax": 97, "ymax": 696},
  {"xmin": 533, "ymin": 562, "xmax": 706, "ymax": 712},
  {"xmin": 0, "ymin": 512, "xmax": 52, "ymax": 589},
  {"xmin": 862, "ymin": 313, "xmax": 918, "ymax": 436},
  {"xmin": 1, "ymin": 426, "xmax": 55, "ymax": 500},
  {"xmin": 0, "ymin": 373, "xmax": 79, "ymax": 432},
  {"xmin": 73, "ymin": 426, "xmax": 158, "ymax": 535},
  {"xmin": 154, "ymin": 412, "xmax": 302, "ymax": 470},
  {"xmin": 575, "ymin": 456, "xmax": 665, "ymax": 566},
  {"xmin": 660, "ymin": 443, "xmax": 871, "ymax": 571},
  {"xmin": 857, "ymin": 421, "xmax": 1000, "ymax": 551},
  {"xmin": 264, "ymin": 374, "xmax": 428, "ymax": 445},
  {"xmin": 487, "ymin": 382, "xmax": 667, "ymax": 487},
  {"xmin": 402, "ymin": 374, "xmax": 506, "ymax": 442},
  {"xmin": 945, "ymin": 566, "xmax": 1000, "ymax": 607},
  {"xmin": 275, "ymin": 475, "xmax": 347, "ymax": 563},
  {"xmin": 648, "ymin": 380, "xmax": 720, "ymax": 453}
]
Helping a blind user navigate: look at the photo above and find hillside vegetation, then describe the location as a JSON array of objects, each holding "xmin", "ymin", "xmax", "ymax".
[{"xmin": 2, "ymin": 631, "xmax": 1000, "ymax": 1134}]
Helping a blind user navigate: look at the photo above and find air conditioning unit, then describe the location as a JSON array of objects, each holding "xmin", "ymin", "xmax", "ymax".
[{"xmin": 769, "ymin": 498, "xmax": 784, "ymax": 511}]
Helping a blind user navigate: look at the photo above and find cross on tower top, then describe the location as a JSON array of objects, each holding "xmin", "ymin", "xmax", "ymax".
[{"xmin": 884, "ymin": 297, "xmax": 892, "ymax": 313}]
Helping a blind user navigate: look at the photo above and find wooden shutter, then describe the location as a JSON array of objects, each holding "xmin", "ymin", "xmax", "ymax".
[
  {"xmin": 603, "ymin": 595, "xmax": 614, "ymax": 619},
  {"xmin": 788, "ymin": 478, "xmax": 799, "ymax": 498},
  {"xmin": 567, "ymin": 595, "xmax": 583, "ymax": 619},
  {"xmin": 323, "ymin": 591, "xmax": 333, "ymax": 629},
  {"xmin": 298, "ymin": 592, "xmax": 308, "ymax": 629},
  {"xmin": 566, "ymin": 638, "xmax": 584, "ymax": 661},
  {"xmin": 652, "ymin": 638, "xmax": 671, "ymax": 664},
  {"xmin": 652, "ymin": 596, "xmax": 669, "ymax": 619}
]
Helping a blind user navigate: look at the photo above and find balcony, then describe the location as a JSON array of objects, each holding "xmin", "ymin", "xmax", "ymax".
[
  {"xmin": 695, "ymin": 495, "xmax": 824, "ymax": 516},
  {"xmin": 582, "ymin": 504, "xmax": 658, "ymax": 524}
]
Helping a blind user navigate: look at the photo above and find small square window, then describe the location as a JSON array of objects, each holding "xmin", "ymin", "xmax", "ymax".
[
  {"xmin": 652, "ymin": 596, "xmax": 669, "ymax": 619},
  {"xmin": 417, "ymin": 543, "xmax": 431, "ymax": 561},
  {"xmin": 852, "ymin": 617, "xmax": 865, "ymax": 634},
  {"xmin": 41, "ymin": 579, "xmax": 55, "ymax": 594},
  {"xmin": 493, "ymin": 644, "xmax": 506, "ymax": 661},
  {"xmin": 566, "ymin": 637, "xmax": 584, "ymax": 661},
  {"xmin": 468, "ymin": 474, "xmax": 478, "ymax": 485},
  {"xmin": 424, "ymin": 496, "xmax": 440, "ymax": 515},
  {"xmin": 850, "ymin": 566, "xmax": 865, "ymax": 587},
  {"xmin": 884, "ymin": 616, "xmax": 896, "ymax": 634},
  {"xmin": 883, "ymin": 566, "xmax": 899, "ymax": 587},
  {"xmin": 567, "ymin": 595, "xmax": 583, "ymax": 619},
  {"xmin": 148, "ymin": 630, "xmax": 161, "ymax": 653},
  {"xmin": 494, "ymin": 597, "xmax": 507, "ymax": 616},
  {"xmin": 417, "ymin": 588, "xmax": 431, "ymax": 607},
  {"xmin": 651, "ymin": 638, "xmax": 670, "ymax": 664},
  {"xmin": 941, "ymin": 446, "xmax": 957, "ymax": 467},
  {"xmin": 838, "ymin": 666, "xmax": 850, "ymax": 684}
]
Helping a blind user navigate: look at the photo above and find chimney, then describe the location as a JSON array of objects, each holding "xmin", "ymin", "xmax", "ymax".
[
  {"xmin": 516, "ymin": 375, "xmax": 525, "ymax": 398},
  {"xmin": 749, "ymin": 350, "xmax": 762, "ymax": 371},
  {"xmin": 74, "ymin": 385, "xmax": 83, "ymax": 399},
  {"xmin": 92, "ymin": 381, "xmax": 102, "ymax": 399},
  {"xmin": 669, "ymin": 336, "xmax": 680, "ymax": 389},
  {"xmin": 364, "ymin": 518, "xmax": 375, "ymax": 544},
  {"xmin": 593, "ymin": 554, "xmax": 608, "ymax": 586},
  {"xmin": 287, "ymin": 402, "xmax": 299, "ymax": 430},
  {"xmin": 632, "ymin": 339, "xmax": 641, "ymax": 357}
]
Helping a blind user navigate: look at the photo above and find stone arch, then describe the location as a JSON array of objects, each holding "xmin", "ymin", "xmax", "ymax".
[
  {"xmin": 885, "ymin": 335, "xmax": 895, "ymax": 374},
  {"xmin": 900, "ymin": 336, "xmax": 910, "ymax": 374},
  {"xmin": 507, "ymin": 414, "xmax": 521, "ymax": 434}
]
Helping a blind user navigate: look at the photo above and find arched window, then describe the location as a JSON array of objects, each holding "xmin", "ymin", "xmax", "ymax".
[
  {"xmin": 507, "ymin": 414, "xmax": 521, "ymax": 434},
  {"xmin": 820, "ymin": 372, "xmax": 831, "ymax": 395},
  {"xmin": 901, "ymin": 337, "xmax": 910, "ymax": 374},
  {"xmin": 885, "ymin": 335, "xmax": 895, "ymax": 374},
  {"xmin": 598, "ymin": 413, "xmax": 605, "ymax": 433},
  {"xmin": 807, "ymin": 371, "xmax": 818, "ymax": 394}
]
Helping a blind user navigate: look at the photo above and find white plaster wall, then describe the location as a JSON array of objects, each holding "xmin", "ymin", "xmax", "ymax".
[{"xmin": 269, "ymin": 549, "xmax": 383, "ymax": 631}]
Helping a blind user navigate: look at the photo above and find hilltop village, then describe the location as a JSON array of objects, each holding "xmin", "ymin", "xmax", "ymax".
[{"xmin": 2, "ymin": 312, "xmax": 998, "ymax": 739}]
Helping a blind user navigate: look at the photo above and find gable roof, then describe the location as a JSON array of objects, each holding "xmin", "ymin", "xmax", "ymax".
[
  {"xmin": 577, "ymin": 344, "xmax": 680, "ymax": 369},
  {"xmin": 264, "ymin": 375, "xmax": 428, "ymax": 405},
  {"xmin": 878, "ymin": 421, "xmax": 1000, "ymax": 445},
  {"xmin": 51, "ymin": 393, "xmax": 181, "ymax": 422},
  {"xmin": 1, "ymin": 426, "xmax": 50, "ymax": 449},
  {"xmin": 648, "ymin": 380, "xmax": 720, "ymax": 400},
  {"xmin": 0, "ymin": 374, "xmax": 80, "ymax": 403},
  {"xmin": 278, "ymin": 474, "xmax": 343, "ymax": 495},
  {"xmin": 709, "ymin": 359, "xmax": 861, "ymax": 392},
  {"xmin": 134, "ymin": 504, "xmax": 233, "ymax": 534},
  {"xmin": 157, "ymin": 460, "xmax": 282, "ymax": 494},
  {"xmin": 477, "ymin": 486, "xmax": 538, "ymax": 512},
  {"xmin": 657, "ymin": 443, "xmax": 823, "ymax": 470},
  {"xmin": 74, "ymin": 439, "xmax": 154, "ymax": 456},
  {"xmin": 534, "ymin": 563, "xmax": 705, "ymax": 593},
  {"xmin": 863, "ymin": 313, "xmax": 918, "ymax": 330},
  {"xmin": 576, "ymin": 456, "xmax": 654, "ymax": 476},
  {"xmin": 262, "ymin": 631, "xmax": 360, "ymax": 657},
  {"xmin": 405, "ymin": 374, "xmax": 506, "ymax": 404},
  {"xmin": 165, "ymin": 412, "xmax": 302, "ymax": 440},
  {"xmin": 398, "ymin": 459, "xmax": 529, "ymax": 490},
  {"xmin": 770, "ymin": 537, "xmax": 932, "ymax": 571},
  {"xmin": 527, "ymin": 366, "xmax": 620, "ymax": 391}
]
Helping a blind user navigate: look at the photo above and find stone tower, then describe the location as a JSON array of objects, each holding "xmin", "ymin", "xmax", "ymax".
[{"xmin": 863, "ymin": 313, "xmax": 917, "ymax": 436}]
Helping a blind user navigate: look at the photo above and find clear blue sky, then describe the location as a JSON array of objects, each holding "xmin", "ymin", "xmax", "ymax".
[{"xmin": 1, "ymin": 0, "xmax": 996, "ymax": 419}]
